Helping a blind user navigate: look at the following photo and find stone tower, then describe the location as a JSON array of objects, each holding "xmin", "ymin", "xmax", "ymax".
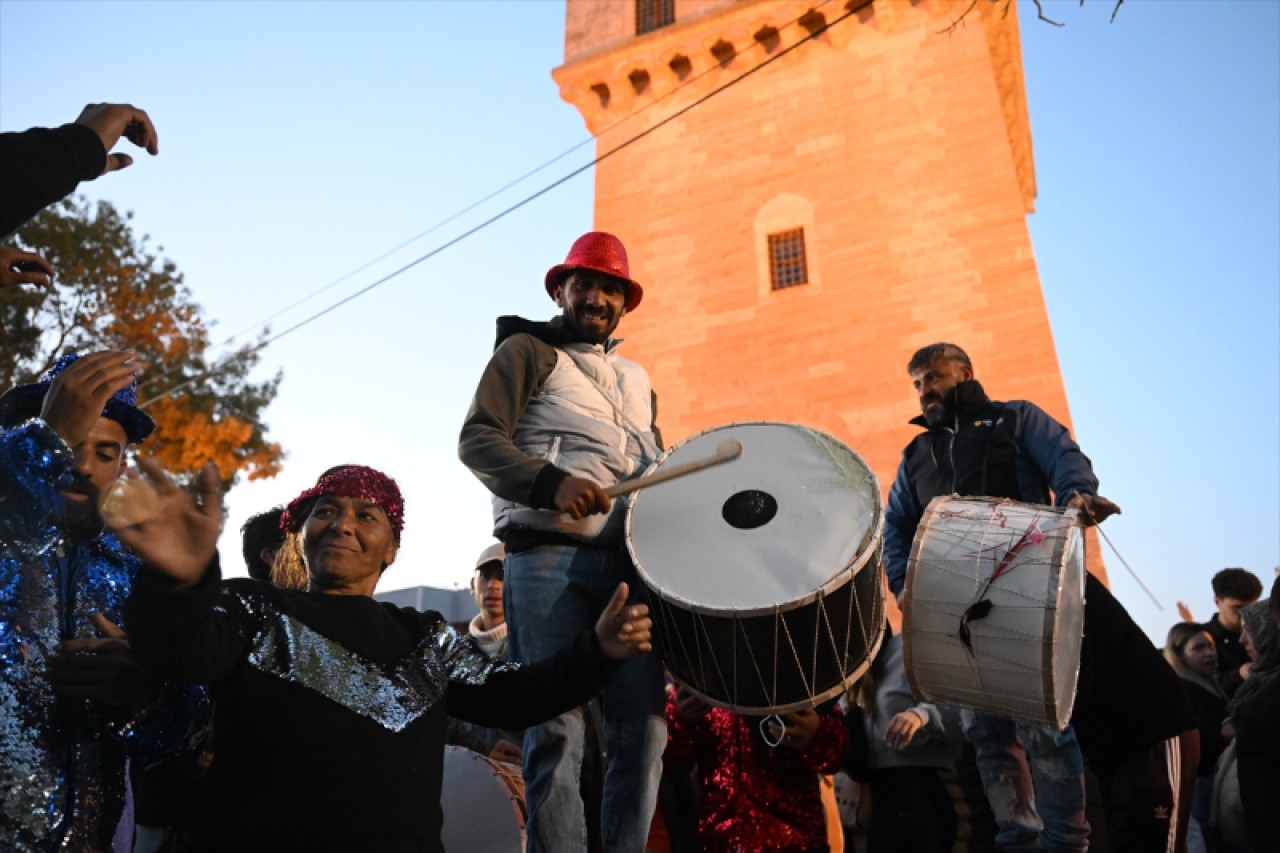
[{"xmin": 553, "ymin": 0, "xmax": 1103, "ymax": 578}]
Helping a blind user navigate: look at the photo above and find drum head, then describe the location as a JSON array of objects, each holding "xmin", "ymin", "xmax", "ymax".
[
  {"xmin": 627, "ymin": 422, "xmax": 881, "ymax": 615},
  {"xmin": 440, "ymin": 746, "xmax": 525, "ymax": 853}
]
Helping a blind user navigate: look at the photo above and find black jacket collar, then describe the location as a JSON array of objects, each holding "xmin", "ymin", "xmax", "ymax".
[
  {"xmin": 908, "ymin": 379, "xmax": 996, "ymax": 429},
  {"xmin": 494, "ymin": 315, "xmax": 575, "ymax": 351}
]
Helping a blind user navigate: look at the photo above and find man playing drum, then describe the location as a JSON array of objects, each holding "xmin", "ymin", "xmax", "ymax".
[
  {"xmin": 458, "ymin": 231, "xmax": 665, "ymax": 853},
  {"xmin": 882, "ymin": 343, "xmax": 1106, "ymax": 852}
]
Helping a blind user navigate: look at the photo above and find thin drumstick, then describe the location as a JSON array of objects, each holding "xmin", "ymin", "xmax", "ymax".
[{"xmin": 605, "ymin": 439, "xmax": 743, "ymax": 498}]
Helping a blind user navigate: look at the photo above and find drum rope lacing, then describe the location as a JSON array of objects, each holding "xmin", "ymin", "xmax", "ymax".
[
  {"xmin": 667, "ymin": 546, "xmax": 882, "ymax": 715},
  {"xmin": 918, "ymin": 500, "xmax": 1068, "ymax": 720},
  {"xmin": 959, "ymin": 510, "xmax": 1046, "ymax": 651}
]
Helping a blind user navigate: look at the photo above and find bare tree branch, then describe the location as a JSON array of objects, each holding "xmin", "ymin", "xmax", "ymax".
[
  {"xmin": 943, "ymin": 0, "xmax": 1130, "ymax": 33},
  {"xmin": 1032, "ymin": 0, "xmax": 1065, "ymax": 27},
  {"xmin": 940, "ymin": 0, "xmax": 981, "ymax": 34},
  {"xmin": 940, "ymin": 0, "xmax": 1124, "ymax": 33}
]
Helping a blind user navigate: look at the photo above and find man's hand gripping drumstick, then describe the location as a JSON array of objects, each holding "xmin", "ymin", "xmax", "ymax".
[{"xmin": 555, "ymin": 439, "xmax": 744, "ymax": 519}]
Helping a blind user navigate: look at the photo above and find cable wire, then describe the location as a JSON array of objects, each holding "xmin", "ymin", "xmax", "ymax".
[{"xmin": 140, "ymin": 1, "xmax": 864, "ymax": 408}]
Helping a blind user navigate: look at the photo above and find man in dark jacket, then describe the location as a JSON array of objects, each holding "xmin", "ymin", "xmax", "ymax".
[
  {"xmin": 884, "ymin": 343, "xmax": 1196, "ymax": 852},
  {"xmin": 1204, "ymin": 567, "xmax": 1263, "ymax": 698},
  {"xmin": 884, "ymin": 342, "xmax": 1113, "ymax": 852}
]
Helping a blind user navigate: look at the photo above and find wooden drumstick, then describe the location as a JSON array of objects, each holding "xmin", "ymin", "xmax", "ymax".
[{"xmin": 605, "ymin": 439, "xmax": 743, "ymax": 498}]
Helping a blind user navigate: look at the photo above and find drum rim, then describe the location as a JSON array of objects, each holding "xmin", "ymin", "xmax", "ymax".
[
  {"xmin": 625, "ymin": 420, "xmax": 884, "ymax": 618},
  {"xmin": 1048, "ymin": 520, "xmax": 1085, "ymax": 730}
]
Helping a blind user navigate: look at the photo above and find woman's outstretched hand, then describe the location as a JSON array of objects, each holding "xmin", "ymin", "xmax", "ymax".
[
  {"xmin": 594, "ymin": 582, "xmax": 653, "ymax": 660},
  {"xmin": 104, "ymin": 459, "xmax": 222, "ymax": 586}
]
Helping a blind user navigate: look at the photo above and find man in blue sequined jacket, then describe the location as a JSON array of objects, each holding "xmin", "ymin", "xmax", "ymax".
[{"xmin": 0, "ymin": 350, "xmax": 208, "ymax": 852}]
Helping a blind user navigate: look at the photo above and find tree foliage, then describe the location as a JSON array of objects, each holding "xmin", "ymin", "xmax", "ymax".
[{"xmin": 1, "ymin": 196, "xmax": 284, "ymax": 488}]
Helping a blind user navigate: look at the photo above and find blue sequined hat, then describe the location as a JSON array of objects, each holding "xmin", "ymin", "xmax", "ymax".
[{"xmin": 0, "ymin": 352, "xmax": 155, "ymax": 444}]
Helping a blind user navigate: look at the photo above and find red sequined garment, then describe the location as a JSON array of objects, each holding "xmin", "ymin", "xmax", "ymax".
[{"xmin": 664, "ymin": 694, "xmax": 846, "ymax": 853}]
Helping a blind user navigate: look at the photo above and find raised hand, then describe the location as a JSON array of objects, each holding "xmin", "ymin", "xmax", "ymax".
[
  {"xmin": 104, "ymin": 459, "xmax": 222, "ymax": 586},
  {"xmin": 0, "ymin": 245, "xmax": 54, "ymax": 288},
  {"xmin": 38, "ymin": 350, "xmax": 140, "ymax": 448},
  {"xmin": 74, "ymin": 103, "xmax": 159, "ymax": 175},
  {"xmin": 46, "ymin": 613, "xmax": 160, "ymax": 709},
  {"xmin": 594, "ymin": 582, "xmax": 652, "ymax": 660}
]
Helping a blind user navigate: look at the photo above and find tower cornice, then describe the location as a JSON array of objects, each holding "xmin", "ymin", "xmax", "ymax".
[{"xmin": 553, "ymin": 0, "xmax": 1035, "ymax": 211}]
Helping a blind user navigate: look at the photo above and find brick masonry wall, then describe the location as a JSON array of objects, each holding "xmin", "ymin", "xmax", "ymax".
[{"xmin": 558, "ymin": 0, "xmax": 1105, "ymax": 585}]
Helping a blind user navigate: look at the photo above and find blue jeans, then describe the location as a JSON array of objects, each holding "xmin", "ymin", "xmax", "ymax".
[
  {"xmin": 505, "ymin": 543, "xmax": 666, "ymax": 853},
  {"xmin": 961, "ymin": 711, "xmax": 1090, "ymax": 852}
]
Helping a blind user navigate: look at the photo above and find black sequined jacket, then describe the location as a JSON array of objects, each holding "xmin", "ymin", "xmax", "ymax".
[{"xmin": 125, "ymin": 560, "xmax": 618, "ymax": 852}]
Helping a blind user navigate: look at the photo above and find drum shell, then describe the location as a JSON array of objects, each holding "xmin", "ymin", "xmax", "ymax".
[
  {"xmin": 627, "ymin": 421, "xmax": 886, "ymax": 714},
  {"xmin": 644, "ymin": 548, "xmax": 885, "ymax": 713},
  {"xmin": 902, "ymin": 496, "xmax": 1085, "ymax": 730},
  {"xmin": 440, "ymin": 745, "xmax": 525, "ymax": 853}
]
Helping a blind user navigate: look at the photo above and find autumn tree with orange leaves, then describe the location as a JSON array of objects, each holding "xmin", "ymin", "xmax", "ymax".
[{"xmin": 1, "ymin": 196, "xmax": 283, "ymax": 488}]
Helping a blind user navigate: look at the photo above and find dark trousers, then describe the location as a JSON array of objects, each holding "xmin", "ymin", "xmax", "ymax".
[{"xmin": 867, "ymin": 765, "xmax": 957, "ymax": 853}]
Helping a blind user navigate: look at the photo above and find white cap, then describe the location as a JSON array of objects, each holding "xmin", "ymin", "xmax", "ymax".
[{"xmin": 475, "ymin": 542, "xmax": 506, "ymax": 571}]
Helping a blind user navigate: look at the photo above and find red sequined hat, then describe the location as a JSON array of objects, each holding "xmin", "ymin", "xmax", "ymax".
[
  {"xmin": 544, "ymin": 231, "xmax": 643, "ymax": 312},
  {"xmin": 280, "ymin": 465, "xmax": 405, "ymax": 541}
]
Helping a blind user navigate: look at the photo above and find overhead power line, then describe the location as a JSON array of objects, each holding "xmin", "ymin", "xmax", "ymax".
[{"xmin": 140, "ymin": 0, "xmax": 864, "ymax": 408}]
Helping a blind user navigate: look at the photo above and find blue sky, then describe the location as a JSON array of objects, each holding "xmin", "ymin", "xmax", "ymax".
[{"xmin": 2, "ymin": 0, "xmax": 1276, "ymax": 645}]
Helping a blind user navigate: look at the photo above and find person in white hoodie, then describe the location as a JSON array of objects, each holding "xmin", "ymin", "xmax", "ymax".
[
  {"xmin": 468, "ymin": 543, "xmax": 509, "ymax": 659},
  {"xmin": 446, "ymin": 543, "xmax": 523, "ymax": 764}
]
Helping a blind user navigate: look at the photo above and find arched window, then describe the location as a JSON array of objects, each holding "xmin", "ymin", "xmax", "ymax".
[{"xmin": 754, "ymin": 193, "xmax": 819, "ymax": 298}]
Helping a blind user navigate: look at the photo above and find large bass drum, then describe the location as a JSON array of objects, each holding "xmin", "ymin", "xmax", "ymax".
[
  {"xmin": 440, "ymin": 746, "xmax": 525, "ymax": 853},
  {"xmin": 902, "ymin": 496, "xmax": 1085, "ymax": 730},
  {"xmin": 626, "ymin": 422, "xmax": 885, "ymax": 714}
]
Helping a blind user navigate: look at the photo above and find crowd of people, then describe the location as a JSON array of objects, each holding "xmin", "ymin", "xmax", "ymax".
[{"xmin": 2, "ymin": 104, "xmax": 1276, "ymax": 853}]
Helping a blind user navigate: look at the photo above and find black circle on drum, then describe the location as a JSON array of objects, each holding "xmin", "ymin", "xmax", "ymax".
[{"xmin": 721, "ymin": 489, "xmax": 778, "ymax": 530}]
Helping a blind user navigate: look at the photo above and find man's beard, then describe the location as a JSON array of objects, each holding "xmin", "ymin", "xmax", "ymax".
[
  {"xmin": 565, "ymin": 306, "xmax": 617, "ymax": 344},
  {"xmin": 921, "ymin": 397, "xmax": 953, "ymax": 428},
  {"xmin": 60, "ymin": 485, "xmax": 106, "ymax": 540}
]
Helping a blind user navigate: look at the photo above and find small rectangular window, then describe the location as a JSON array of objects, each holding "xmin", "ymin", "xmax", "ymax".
[
  {"xmin": 636, "ymin": 0, "xmax": 675, "ymax": 35},
  {"xmin": 768, "ymin": 228, "xmax": 808, "ymax": 289}
]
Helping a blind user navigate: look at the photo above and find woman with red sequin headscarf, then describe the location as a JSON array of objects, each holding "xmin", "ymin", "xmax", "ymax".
[{"xmin": 111, "ymin": 461, "xmax": 653, "ymax": 853}]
